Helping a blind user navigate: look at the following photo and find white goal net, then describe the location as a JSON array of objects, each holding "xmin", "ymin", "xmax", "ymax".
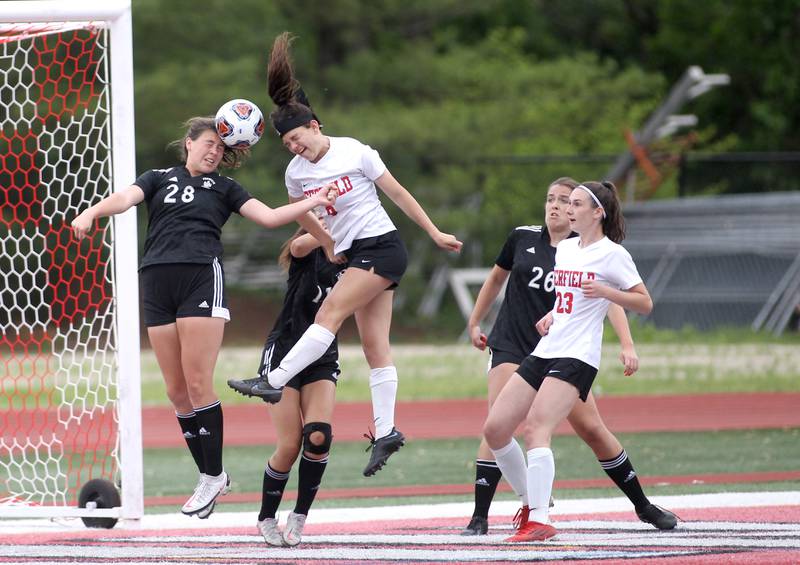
[{"xmin": 0, "ymin": 1, "xmax": 141, "ymax": 523}]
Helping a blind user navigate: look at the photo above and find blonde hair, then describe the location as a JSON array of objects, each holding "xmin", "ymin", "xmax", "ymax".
[{"xmin": 277, "ymin": 227, "xmax": 308, "ymax": 271}]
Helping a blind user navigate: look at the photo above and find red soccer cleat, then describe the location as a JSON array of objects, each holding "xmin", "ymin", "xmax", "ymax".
[
  {"xmin": 512, "ymin": 505, "xmax": 529, "ymax": 530},
  {"xmin": 504, "ymin": 520, "xmax": 557, "ymax": 542}
]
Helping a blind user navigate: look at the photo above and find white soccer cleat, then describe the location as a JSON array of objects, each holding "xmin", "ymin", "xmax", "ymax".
[
  {"xmin": 181, "ymin": 470, "xmax": 229, "ymax": 516},
  {"xmin": 282, "ymin": 511, "xmax": 307, "ymax": 547},
  {"xmin": 182, "ymin": 473, "xmax": 207, "ymax": 515},
  {"xmin": 196, "ymin": 473, "xmax": 231, "ymax": 519},
  {"xmin": 257, "ymin": 517, "xmax": 285, "ymax": 546}
]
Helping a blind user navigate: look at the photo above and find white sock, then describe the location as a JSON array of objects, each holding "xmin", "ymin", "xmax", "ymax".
[
  {"xmin": 369, "ymin": 366, "xmax": 397, "ymax": 438},
  {"xmin": 267, "ymin": 324, "xmax": 335, "ymax": 387},
  {"xmin": 490, "ymin": 440, "xmax": 527, "ymax": 503},
  {"xmin": 526, "ymin": 447, "xmax": 555, "ymax": 524}
]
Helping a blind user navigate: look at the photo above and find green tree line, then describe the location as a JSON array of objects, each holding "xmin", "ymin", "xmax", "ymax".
[{"xmin": 129, "ymin": 0, "xmax": 800, "ymax": 299}]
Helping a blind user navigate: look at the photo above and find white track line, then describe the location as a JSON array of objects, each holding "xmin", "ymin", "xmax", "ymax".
[{"xmin": 1, "ymin": 490, "xmax": 798, "ymax": 534}]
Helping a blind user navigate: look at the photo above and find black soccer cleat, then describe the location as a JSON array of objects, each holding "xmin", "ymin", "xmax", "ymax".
[
  {"xmin": 227, "ymin": 376, "xmax": 283, "ymax": 404},
  {"xmin": 363, "ymin": 427, "xmax": 405, "ymax": 477},
  {"xmin": 227, "ymin": 376, "xmax": 262, "ymax": 397},
  {"xmin": 250, "ymin": 379, "xmax": 283, "ymax": 404},
  {"xmin": 461, "ymin": 515, "xmax": 488, "ymax": 536},
  {"xmin": 637, "ymin": 503, "xmax": 678, "ymax": 530}
]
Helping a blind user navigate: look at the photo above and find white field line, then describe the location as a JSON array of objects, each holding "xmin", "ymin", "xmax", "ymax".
[{"xmin": 1, "ymin": 490, "xmax": 798, "ymax": 534}]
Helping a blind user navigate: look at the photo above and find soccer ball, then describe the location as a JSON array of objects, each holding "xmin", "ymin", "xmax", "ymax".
[{"xmin": 214, "ymin": 98, "xmax": 265, "ymax": 149}]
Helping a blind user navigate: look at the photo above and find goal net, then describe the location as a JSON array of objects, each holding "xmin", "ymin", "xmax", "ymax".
[{"xmin": 0, "ymin": 1, "xmax": 141, "ymax": 523}]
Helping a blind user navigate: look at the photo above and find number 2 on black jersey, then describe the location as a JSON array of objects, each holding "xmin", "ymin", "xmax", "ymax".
[
  {"xmin": 529, "ymin": 266, "xmax": 555, "ymax": 292},
  {"xmin": 164, "ymin": 183, "xmax": 195, "ymax": 204}
]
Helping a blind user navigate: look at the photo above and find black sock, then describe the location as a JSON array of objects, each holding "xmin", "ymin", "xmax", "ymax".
[
  {"xmin": 600, "ymin": 450, "xmax": 649, "ymax": 511},
  {"xmin": 294, "ymin": 453, "xmax": 328, "ymax": 516},
  {"xmin": 472, "ymin": 459, "xmax": 502, "ymax": 519},
  {"xmin": 176, "ymin": 412, "xmax": 205, "ymax": 474},
  {"xmin": 258, "ymin": 463, "xmax": 290, "ymax": 521},
  {"xmin": 194, "ymin": 401, "xmax": 224, "ymax": 477}
]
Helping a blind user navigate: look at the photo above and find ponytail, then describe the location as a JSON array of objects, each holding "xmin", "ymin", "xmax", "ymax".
[
  {"xmin": 580, "ymin": 181, "xmax": 626, "ymax": 243},
  {"xmin": 268, "ymin": 32, "xmax": 299, "ymax": 107},
  {"xmin": 267, "ymin": 32, "xmax": 322, "ymax": 136}
]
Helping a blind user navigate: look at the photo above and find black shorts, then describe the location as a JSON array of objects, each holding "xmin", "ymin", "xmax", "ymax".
[
  {"xmin": 516, "ymin": 356, "xmax": 597, "ymax": 402},
  {"xmin": 488, "ymin": 347, "xmax": 526, "ymax": 369},
  {"xmin": 140, "ymin": 260, "xmax": 229, "ymax": 327},
  {"xmin": 343, "ymin": 230, "xmax": 408, "ymax": 290},
  {"xmin": 260, "ymin": 343, "xmax": 340, "ymax": 391}
]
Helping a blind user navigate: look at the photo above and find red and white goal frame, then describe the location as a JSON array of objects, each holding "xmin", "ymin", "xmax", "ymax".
[{"xmin": 0, "ymin": 1, "xmax": 142, "ymax": 525}]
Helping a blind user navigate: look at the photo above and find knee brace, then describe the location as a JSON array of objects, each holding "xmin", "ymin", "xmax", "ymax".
[{"xmin": 302, "ymin": 422, "xmax": 333, "ymax": 455}]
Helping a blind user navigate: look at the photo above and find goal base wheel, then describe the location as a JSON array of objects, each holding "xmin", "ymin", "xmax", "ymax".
[{"xmin": 78, "ymin": 479, "xmax": 121, "ymax": 529}]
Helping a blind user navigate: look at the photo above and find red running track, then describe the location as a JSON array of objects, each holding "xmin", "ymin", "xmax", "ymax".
[{"xmin": 141, "ymin": 392, "xmax": 800, "ymax": 448}]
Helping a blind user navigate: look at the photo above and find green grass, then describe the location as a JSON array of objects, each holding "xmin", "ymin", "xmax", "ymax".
[
  {"xmin": 137, "ymin": 341, "xmax": 800, "ymax": 405},
  {"xmin": 5, "ymin": 328, "xmax": 799, "ymax": 409},
  {"xmin": 142, "ymin": 428, "xmax": 800, "ymax": 513}
]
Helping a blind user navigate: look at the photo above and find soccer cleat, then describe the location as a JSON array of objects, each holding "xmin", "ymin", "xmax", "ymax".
[
  {"xmin": 257, "ymin": 517, "xmax": 285, "ymax": 546},
  {"xmin": 197, "ymin": 472, "xmax": 231, "ymax": 518},
  {"xmin": 181, "ymin": 471, "xmax": 230, "ymax": 516},
  {"xmin": 251, "ymin": 379, "xmax": 284, "ymax": 404},
  {"xmin": 197, "ymin": 500, "xmax": 215, "ymax": 519},
  {"xmin": 637, "ymin": 503, "xmax": 678, "ymax": 530},
  {"xmin": 227, "ymin": 376, "xmax": 262, "ymax": 397},
  {"xmin": 363, "ymin": 427, "xmax": 405, "ymax": 477},
  {"xmin": 282, "ymin": 511, "xmax": 307, "ymax": 547},
  {"xmin": 461, "ymin": 515, "xmax": 488, "ymax": 535},
  {"xmin": 188, "ymin": 474, "xmax": 216, "ymax": 519},
  {"xmin": 512, "ymin": 505, "xmax": 530, "ymax": 530},
  {"xmin": 504, "ymin": 520, "xmax": 557, "ymax": 542}
]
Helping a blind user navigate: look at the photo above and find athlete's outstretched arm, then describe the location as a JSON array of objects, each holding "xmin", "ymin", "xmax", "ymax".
[
  {"xmin": 240, "ymin": 187, "xmax": 336, "ymax": 229},
  {"xmin": 467, "ymin": 265, "xmax": 510, "ymax": 350},
  {"xmin": 71, "ymin": 185, "xmax": 145, "ymax": 240},
  {"xmin": 375, "ymin": 170, "xmax": 462, "ymax": 252},
  {"xmin": 606, "ymin": 304, "xmax": 638, "ymax": 376}
]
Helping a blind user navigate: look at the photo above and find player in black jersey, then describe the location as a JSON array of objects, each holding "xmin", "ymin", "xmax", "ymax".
[
  {"xmin": 462, "ymin": 177, "xmax": 676, "ymax": 536},
  {"xmin": 227, "ymin": 226, "xmax": 344, "ymax": 547},
  {"xmin": 71, "ymin": 116, "xmax": 337, "ymax": 519}
]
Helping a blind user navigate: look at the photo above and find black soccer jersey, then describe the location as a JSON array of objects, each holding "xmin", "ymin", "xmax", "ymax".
[
  {"xmin": 134, "ymin": 166, "xmax": 253, "ymax": 268},
  {"xmin": 266, "ymin": 248, "xmax": 344, "ymax": 366},
  {"xmin": 487, "ymin": 225, "xmax": 575, "ymax": 358}
]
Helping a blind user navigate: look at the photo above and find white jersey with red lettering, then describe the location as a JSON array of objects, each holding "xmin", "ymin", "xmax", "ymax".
[
  {"xmin": 285, "ymin": 136, "xmax": 396, "ymax": 255},
  {"xmin": 532, "ymin": 236, "xmax": 642, "ymax": 368}
]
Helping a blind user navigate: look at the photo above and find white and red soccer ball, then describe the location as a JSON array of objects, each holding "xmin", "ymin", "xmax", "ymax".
[{"xmin": 215, "ymin": 98, "xmax": 265, "ymax": 149}]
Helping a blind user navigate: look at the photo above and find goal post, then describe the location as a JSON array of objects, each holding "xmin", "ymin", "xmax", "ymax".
[{"xmin": 0, "ymin": 0, "xmax": 142, "ymax": 524}]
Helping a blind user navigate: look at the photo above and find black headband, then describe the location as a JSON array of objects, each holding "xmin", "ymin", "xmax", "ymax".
[{"xmin": 273, "ymin": 88, "xmax": 322, "ymax": 136}]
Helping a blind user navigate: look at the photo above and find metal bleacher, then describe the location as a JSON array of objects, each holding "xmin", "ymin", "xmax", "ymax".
[
  {"xmin": 623, "ymin": 191, "xmax": 800, "ymax": 333},
  {"xmin": 221, "ymin": 220, "xmax": 290, "ymax": 289},
  {"xmin": 439, "ymin": 191, "xmax": 800, "ymax": 337},
  {"xmin": 224, "ymin": 191, "xmax": 800, "ymax": 335}
]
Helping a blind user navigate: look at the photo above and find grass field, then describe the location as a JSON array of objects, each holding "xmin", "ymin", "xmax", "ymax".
[
  {"xmin": 135, "ymin": 335, "xmax": 800, "ymax": 514},
  {"xmin": 144, "ymin": 428, "xmax": 800, "ymax": 513},
  {"xmin": 139, "ymin": 342, "xmax": 800, "ymax": 405},
  {"xmin": 4, "ymin": 332, "xmax": 799, "ymax": 517}
]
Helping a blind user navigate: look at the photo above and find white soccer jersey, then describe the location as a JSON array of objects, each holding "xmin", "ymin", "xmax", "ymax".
[
  {"xmin": 285, "ymin": 136, "xmax": 396, "ymax": 255},
  {"xmin": 532, "ymin": 236, "xmax": 642, "ymax": 368}
]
